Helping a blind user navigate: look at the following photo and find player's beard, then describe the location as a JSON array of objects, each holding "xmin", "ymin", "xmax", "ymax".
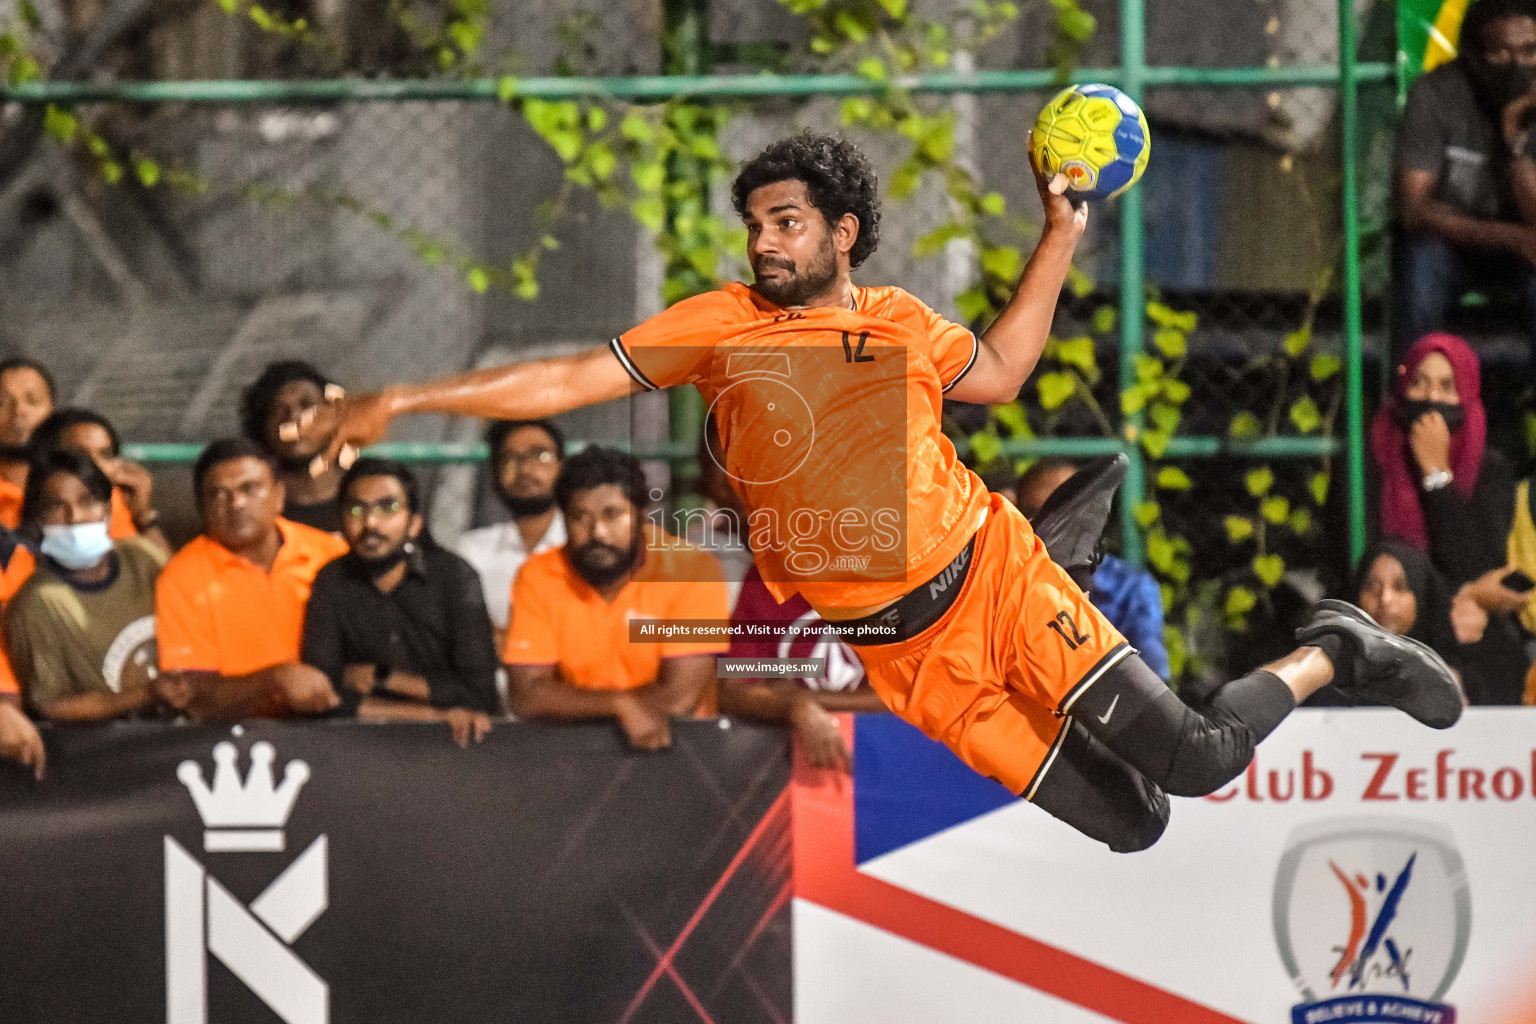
[
  {"xmin": 751, "ymin": 236, "xmax": 839, "ymax": 308},
  {"xmin": 567, "ymin": 534, "xmax": 642, "ymax": 589}
]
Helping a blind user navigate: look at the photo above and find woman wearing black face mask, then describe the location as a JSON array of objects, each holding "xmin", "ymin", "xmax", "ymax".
[{"xmin": 1367, "ymin": 333, "xmax": 1529, "ymax": 703}]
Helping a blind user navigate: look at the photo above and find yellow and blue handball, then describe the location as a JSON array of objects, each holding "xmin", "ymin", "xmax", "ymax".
[{"xmin": 1031, "ymin": 84, "xmax": 1151, "ymax": 201}]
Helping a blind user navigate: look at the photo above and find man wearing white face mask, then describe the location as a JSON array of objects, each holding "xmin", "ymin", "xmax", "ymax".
[{"xmin": 5, "ymin": 449, "xmax": 167, "ymax": 721}]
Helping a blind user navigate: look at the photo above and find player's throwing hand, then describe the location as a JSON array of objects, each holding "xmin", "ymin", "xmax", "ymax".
[{"xmin": 1027, "ymin": 129, "xmax": 1089, "ymax": 238}]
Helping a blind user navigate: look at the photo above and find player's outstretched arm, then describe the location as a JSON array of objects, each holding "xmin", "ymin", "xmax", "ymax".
[
  {"xmin": 946, "ymin": 137, "xmax": 1089, "ymax": 406},
  {"xmin": 333, "ymin": 345, "xmax": 644, "ymax": 452}
]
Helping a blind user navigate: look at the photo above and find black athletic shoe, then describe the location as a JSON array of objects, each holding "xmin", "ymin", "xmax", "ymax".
[
  {"xmin": 1030, "ymin": 454, "xmax": 1128, "ymax": 589},
  {"xmin": 1295, "ymin": 599, "xmax": 1465, "ymax": 729}
]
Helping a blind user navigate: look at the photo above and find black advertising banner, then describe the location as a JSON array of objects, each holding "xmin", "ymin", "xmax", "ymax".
[{"xmin": 0, "ymin": 720, "xmax": 792, "ymax": 1024}]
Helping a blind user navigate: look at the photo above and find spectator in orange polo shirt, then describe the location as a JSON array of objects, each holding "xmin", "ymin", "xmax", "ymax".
[
  {"xmin": 0, "ymin": 538, "xmax": 39, "ymax": 780},
  {"xmin": 30, "ymin": 409, "xmax": 169, "ymax": 554},
  {"xmin": 0, "ymin": 358, "xmax": 55, "ymax": 529},
  {"xmin": 0, "ymin": 523, "xmax": 37, "ymax": 706},
  {"xmin": 505, "ymin": 446, "xmax": 729, "ymax": 751},
  {"xmin": 154, "ymin": 438, "xmax": 346, "ymax": 721}
]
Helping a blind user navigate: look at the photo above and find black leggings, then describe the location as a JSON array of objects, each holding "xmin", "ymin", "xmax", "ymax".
[{"xmin": 1030, "ymin": 654, "xmax": 1297, "ymax": 852}]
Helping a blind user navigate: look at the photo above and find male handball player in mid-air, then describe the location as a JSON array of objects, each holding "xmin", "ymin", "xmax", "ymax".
[{"xmin": 331, "ymin": 133, "xmax": 1461, "ymax": 852}]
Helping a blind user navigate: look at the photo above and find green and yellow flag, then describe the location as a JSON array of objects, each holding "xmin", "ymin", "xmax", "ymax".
[{"xmin": 1399, "ymin": 0, "xmax": 1472, "ymax": 81}]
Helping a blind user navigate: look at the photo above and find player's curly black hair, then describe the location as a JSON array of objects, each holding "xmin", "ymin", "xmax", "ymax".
[
  {"xmin": 731, "ymin": 133, "xmax": 881, "ymax": 269},
  {"xmin": 1463, "ymin": 0, "xmax": 1536, "ymax": 58}
]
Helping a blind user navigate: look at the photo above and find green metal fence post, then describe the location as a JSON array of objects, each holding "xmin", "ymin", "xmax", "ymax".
[
  {"xmin": 1118, "ymin": 0, "xmax": 1147, "ymax": 565},
  {"xmin": 1340, "ymin": 0, "xmax": 1367, "ymax": 566}
]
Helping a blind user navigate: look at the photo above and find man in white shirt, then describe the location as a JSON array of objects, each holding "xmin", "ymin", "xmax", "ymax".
[{"xmin": 453, "ymin": 419, "xmax": 567, "ymax": 642}]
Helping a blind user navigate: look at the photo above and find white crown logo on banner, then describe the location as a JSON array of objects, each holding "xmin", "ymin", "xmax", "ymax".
[{"xmin": 178, "ymin": 741, "xmax": 311, "ymax": 852}]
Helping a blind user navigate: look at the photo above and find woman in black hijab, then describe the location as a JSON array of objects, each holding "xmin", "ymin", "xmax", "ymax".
[
  {"xmin": 1310, "ymin": 538, "xmax": 1523, "ymax": 705},
  {"xmin": 1355, "ymin": 538, "xmax": 1453, "ymax": 649}
]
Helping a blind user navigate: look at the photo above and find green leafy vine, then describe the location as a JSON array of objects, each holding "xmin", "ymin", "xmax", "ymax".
[{"xmin": 9, "ymin": 0, "xmax": 1352, "ymax": 684}]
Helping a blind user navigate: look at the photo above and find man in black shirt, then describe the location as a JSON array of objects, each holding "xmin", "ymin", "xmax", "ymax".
[
  {"xmin": 241, "ymin": 361, "xmax": 347, "ymax": 533},
  {"xmin": 1396, "ymin": 0, "xmax": 1536, "ymax": 362},
  {"xmin": 302, "ymin": 458, "xmax": 499, "ymax": 746}
]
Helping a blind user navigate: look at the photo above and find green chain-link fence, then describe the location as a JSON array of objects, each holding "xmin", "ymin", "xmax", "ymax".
[{"xmin": 0, "ymin": 0, "xmax": 1388, "ymax": 682}]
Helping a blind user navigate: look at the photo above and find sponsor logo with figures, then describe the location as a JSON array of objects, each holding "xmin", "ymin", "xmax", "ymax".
[{"xmin": 1273, "ymin": 818, "xmax": 1468, "ymax": 1024}]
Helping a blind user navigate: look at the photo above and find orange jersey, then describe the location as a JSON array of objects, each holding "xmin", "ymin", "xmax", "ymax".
[
  {"xmin": 0, "ymin": 479, "xmax": 20, "ymax": 531},
  {"xmin": 614, "ymin": 282, "xmax": 986, "ymax": 613},
  {"xmin": 503, "ymin": 527, "xmax": 728, "ymax": 715},
  {"xmin": 157, "ymin": 519, "xmax": 347, "ymax": 676},
  {"xmin": 0, "ymin": 540, "xmax": 35, "ymax": 696},
  {"xmin": 108, "ymin": 489, "xmax": 137, "ymax": 539}
]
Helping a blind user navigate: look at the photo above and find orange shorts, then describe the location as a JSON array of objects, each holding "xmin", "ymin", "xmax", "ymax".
[{"xmin": 856, "ymin": 492, "xmax": 1133, "ymax": 798}]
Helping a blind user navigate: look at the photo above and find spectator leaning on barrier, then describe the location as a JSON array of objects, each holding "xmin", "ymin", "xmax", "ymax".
[
  {"xmin": 453, "ymin": 419, "xmax": 567, "ymax": 642},
  {"xmin": 709, "ymin": 411, "xmax": 883, "ymax": 771},
  {"xmin": 154, "ymin": 438, "xmax": 346, "ymax": 721},
  {"xmin": 240, "ymin": 361, "xmax": 347, "ymax": 534},
  {"xmin": 1369, "ymin": 333, "xmax": 1529, "ymax": 703},
  {"xmin": 5, "ymin": 450, "xmax": 166, "ymax": 722},
  {"xmin": 722, "ymin": 562, "xmax": 886, "ymax": 772},
  {"xmin": 0, "ymin": 358, "xmax": 55, "ymax": 528},
  {"xmin": 0, "ymin": 526, "xmax": 36, "ymax": 708},
  {"xmin": 302, "ymin": 458, "xmax": 498, "ymax": 746},
  {"xmin": 1014, "ymin": 458, "xmax": 1171, "ymax": 681},
  {"xmin": 504, "ymin": 446, "xmax": 728, "ymax": 751},
  {"xmin": 1395, "ymin": 0, "xmax": 1536, "ymax": 362},
  {"xmin": 30, "ymin": 408, "xmax": 169, "ymax": 555}
]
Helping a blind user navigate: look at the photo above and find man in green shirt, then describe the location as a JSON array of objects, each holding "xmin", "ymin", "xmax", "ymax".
[{"xmin": 7, "ymin": 449, "xmax": 166, "ymax": 721}]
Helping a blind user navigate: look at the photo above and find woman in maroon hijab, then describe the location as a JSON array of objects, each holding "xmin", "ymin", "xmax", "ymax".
[
  {"xmin": 1371, "ymin": 333, "xmax": 1512, "ymax": 579},
  {"xmin": 1368, "ymin": 332, "xmax": 1527, "ymax": 702}
]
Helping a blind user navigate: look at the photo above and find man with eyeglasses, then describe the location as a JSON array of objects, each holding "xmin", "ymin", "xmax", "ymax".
[
  {"xmin": 154, "ymin": 438, "xmax": 347, "ymax": 721},
  {"xmin": 453, "ymin": 419, "xmax": 567, "ymax": 646},
  {"xmin": 302, "ymin": 458, "xmax": 499, "ymax": 746}
]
